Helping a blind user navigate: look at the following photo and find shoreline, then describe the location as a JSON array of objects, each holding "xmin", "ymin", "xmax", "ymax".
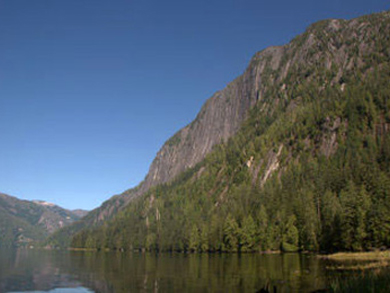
[{"xmin": 319, "ymin": 251, "xmax": 390, "ymax": 271}]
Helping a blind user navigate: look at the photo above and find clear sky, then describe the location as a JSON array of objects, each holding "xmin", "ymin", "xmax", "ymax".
[{"xmin": 0, "ymin": 0, "xmax": 388, "ymax": 210}]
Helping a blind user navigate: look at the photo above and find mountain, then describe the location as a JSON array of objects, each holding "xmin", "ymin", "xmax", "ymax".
[
  {"xmin": 32, "ymin": 201, "xmax": 88, "ymax": 222},
  {"xmin": 56, "ymin": 11, "xmax": 390, "ymax": 252},
  {"xmin": 46, "ymin": 20, "xmax": 270, "ymax": 246},
  {"xmin": 70, "ymin": 209, "xmax": 89, "ymax": 218},
  {"xmin": 0, "ymin": 193, "xmax": 84, "ymax": 247}
]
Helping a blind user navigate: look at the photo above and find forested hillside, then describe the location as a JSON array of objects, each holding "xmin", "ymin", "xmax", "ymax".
[
  {"xmin": 0, "ymin": 193, "xmax": 84, "ymax": 247},
  {"xmin": 71, "ymin": 11, "xmax": 390, "ymax": 253}
]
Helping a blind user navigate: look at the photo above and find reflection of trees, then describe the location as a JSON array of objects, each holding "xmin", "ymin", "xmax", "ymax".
[
  {"xmin": 0, "ymin": 249, "xmax": 330, "ymax": 293},
  {"xmin": 70, "ymin": 252, "xmax": 329, "ymax": 292}
]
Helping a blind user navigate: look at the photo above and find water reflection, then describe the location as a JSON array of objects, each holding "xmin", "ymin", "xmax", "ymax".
[
  {"xmin": 0, "ymin": 249, "xmax": 91, "ymax": 293},
  {"xmin": 8, "ymin": 288, "xmax": 93, "ymax": 293},
  {"xmin": 0, "ymin": 249, "xmax": 331, "ymax": 292}
]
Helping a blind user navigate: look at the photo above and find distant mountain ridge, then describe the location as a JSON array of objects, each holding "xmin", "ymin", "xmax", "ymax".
[
  {"xmin": 71, "ymin": 209, "xmax": 89, "ymax": 218},
  {"xmin": 0, "ymin": 192, "xmax": 85, "ymax": 247}
]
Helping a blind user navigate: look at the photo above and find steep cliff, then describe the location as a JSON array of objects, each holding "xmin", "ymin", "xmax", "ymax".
[
  {"xmin": 139, "ymin": 11, "xmax": 390, "ymax": 194},
  {"xmin": 138, "ymin": 47, "xmax": 279, "ymax": 195}
]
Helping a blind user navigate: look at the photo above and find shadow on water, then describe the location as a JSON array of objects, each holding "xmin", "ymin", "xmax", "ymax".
[{"xmin": 0, "ymin": 249, "xmax": 331, "ymax": 292}]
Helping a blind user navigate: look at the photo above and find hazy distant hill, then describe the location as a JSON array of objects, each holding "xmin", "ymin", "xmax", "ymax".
[
  {"xmin": 0, "ymin": 193, "xmax": 85, "ymax": 247},
  {"xmin": 52, "ymin": 11, "xmax": 390, "ymax": 252},
  {"xmin": 70, "ymin": 209, "xmax": 89, "ymax": 218}
]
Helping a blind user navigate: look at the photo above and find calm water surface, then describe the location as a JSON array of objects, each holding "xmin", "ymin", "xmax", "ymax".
[{"xmin": 0, "ymin": 249, "xmax": 337, "ymax": 292}]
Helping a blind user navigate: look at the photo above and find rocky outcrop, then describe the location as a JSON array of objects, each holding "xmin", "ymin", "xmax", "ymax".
[
  {"xmin": 261, "ymin": 145, "xmax": 284, "ymax": 187},
  {"xmin": 139, "ymin": 60, "xmax": 260, "ymax": 194},
  {"xmin": 121, "ymin": 44, "xmax": 290, "ymax": 201}
]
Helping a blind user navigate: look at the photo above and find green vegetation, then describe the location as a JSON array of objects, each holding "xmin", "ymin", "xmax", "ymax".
[
  {"xmin": 323, "ymin": 251, "xmax": 390, "ymax": 291},
  {"xmin": 329, "ymin": 269, "xmax": 390, "ymax": 292},
  {"xmin": 69, "ymin": 12, "xmax": 390, "ymax": 254},
  {"xmin": 321, "ymin": 251, "xmax": 390, "ymax": 271},
  {"xmin": 0, "ymin": 193, "xmax": 83, "ymax": 247},
  {"xmin": 72, "ymin": 71, "xmax": 390, "ymax": 252},
  {"xmin": 167, "ymin": 131, "xmax": 182, "ymax": 147},
  {"xmin": 0, "ymin": 209, "xmax": 47, "ymax": 247},
  {"xmin": 45, "ymin": 194, "xmax": 128, "ymax": 248},
  {"xmin": 0, "ymin": 194, "xmax": 49, "ymax": 247},
  {"xmin": 322, "ymin": 251, "xmax": 390, "ymax": 262}
]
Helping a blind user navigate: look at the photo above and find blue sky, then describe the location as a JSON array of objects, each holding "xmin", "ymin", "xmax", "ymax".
[{"xmin": 0, "ymin": 0, "xmax": 388, "ymax": 210}]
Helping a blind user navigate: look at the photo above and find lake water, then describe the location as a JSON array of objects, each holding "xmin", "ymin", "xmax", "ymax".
[{"xmin": 0, "ymin": 249, "xmax": 340, "ymax": 292}]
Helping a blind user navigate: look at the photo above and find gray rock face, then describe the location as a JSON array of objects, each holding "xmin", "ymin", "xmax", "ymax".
[{"xmin": 137, "ymin": 46, "xmax": 286, "ymax": 195}]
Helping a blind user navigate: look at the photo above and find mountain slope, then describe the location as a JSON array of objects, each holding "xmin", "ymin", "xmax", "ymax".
[
  {"xmin": 45, "ymin": 192, "xmax": 128, "ymax": 247},
  {"xmin": 46, "ymin": 24, "xmax": 284, "ymax": 247},
  {"xmin": 45, "ymin": 45, "xmax": 288, "ymax": 247},
  {"xmin": 0, "ymin": 193, "xmax": 84, "ymax": 247},
  {"xmin": 70, "ymin": 11, "xmax": 390, "ymax": 252}
]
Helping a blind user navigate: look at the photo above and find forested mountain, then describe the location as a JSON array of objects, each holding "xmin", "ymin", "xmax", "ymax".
[
  {"xmin": 0, "ymin": 193, "xmax": 84, "ymax": 247},
  {"xmin": 59, "ymin": 11, "xmax": 390, "ymax": 252},
  {"xmin": 45, "ymin": 192, "xmax": 129, "ymax": 247}
]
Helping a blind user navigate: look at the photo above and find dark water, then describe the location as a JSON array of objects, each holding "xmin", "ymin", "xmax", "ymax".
[{"xmin": 0, "ymin": 249, "xmax": 336, "ymax": 292}]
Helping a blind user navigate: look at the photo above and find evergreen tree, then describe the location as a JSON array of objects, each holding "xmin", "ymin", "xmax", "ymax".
[
  {"xmin": 282, "ymin": 215, "xmax": 299, "ymax": 252},
  {"xmin": 257, "ymin": 205, "xmax": 269, "ymax": 251},
  {"xmin": 223, "ymin": 215, "xmax": 240, "ymax": 252},
  {"xmin": 240, "ymin": 215, "xmax": 257, "ymax": 252},
  {"xmin": 189, "ymin": 225, "xmax": 200, "ymax": 252}
]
